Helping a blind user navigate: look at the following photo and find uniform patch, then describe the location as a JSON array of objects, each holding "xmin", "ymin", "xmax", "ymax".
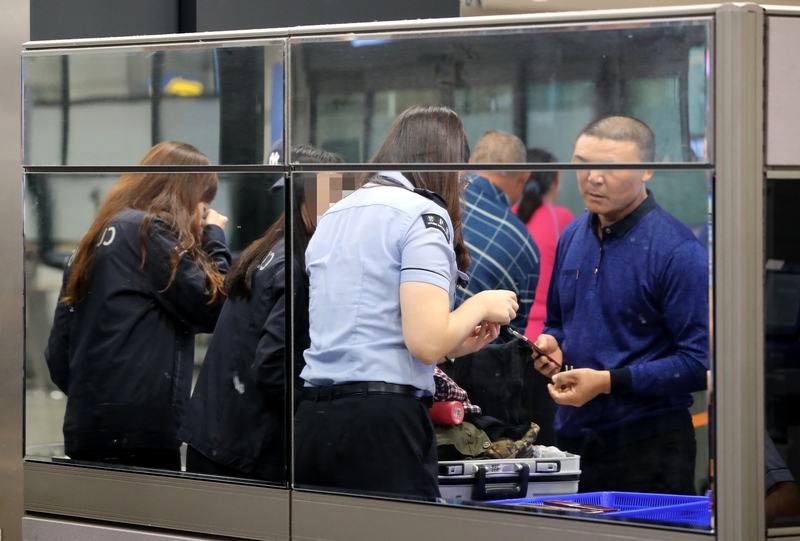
[{"xmin": 421, "ymin": 213, "xmax": 450, "ymax": 243}]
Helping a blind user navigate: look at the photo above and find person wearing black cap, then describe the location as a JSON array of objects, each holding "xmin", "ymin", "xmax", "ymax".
[{"xmin": 178, "ymin": 145, "xmax": 343, "ymax": 481}]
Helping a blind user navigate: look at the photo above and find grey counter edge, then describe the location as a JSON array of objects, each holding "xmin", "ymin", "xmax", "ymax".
[{"xmin": 24, "ymin": 461, "xmax": 291, "ymax": 541}]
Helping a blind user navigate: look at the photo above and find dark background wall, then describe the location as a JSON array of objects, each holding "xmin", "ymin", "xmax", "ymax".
[
  {"xmin": 30, "ymin": 0, "xmax": 460, "ymax": 40},
  {"xmin": 194, "ymin": 0, "xmax": 459, "ymax": 31},
  {"xmin": 30, "ymin": 0, "xmax": 179, "ymax": 40}
]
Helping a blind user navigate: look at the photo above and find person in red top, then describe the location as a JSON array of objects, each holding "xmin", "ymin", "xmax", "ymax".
[{"xmin": 513, "ymin": 148, "xmax": 575, "ymax": 340}]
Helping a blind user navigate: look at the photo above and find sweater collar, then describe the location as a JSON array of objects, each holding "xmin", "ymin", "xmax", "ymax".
[{"xmin": 589, "ymin": 189, "xmax": 657, "ymax": 239}]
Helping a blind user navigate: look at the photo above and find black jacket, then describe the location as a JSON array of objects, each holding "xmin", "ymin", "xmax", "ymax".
[
  {"xmin": 45, "ymin": 209, "xmax": 231, "ymax": 455},
  {"xmin": 178, "ymin": 239, "xmax": 310, "ymax": 482}
]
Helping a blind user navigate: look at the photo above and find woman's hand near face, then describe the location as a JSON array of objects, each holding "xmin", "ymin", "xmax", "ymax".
[{"xmin": 203, "ymin": 209, "xmax": 228, "ymax": 230}]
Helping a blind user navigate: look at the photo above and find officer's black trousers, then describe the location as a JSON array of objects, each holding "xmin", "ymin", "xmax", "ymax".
[{"xmin": 294, "ymin": 393, "xmax": 440, "ymax": 501}]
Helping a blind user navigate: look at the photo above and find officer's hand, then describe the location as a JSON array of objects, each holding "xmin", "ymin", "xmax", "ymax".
[
  {"xmin": 204, "ymin": 209, "xmax": 228, "ymax": 230},
  {"xmin": 547, "ymin": 368, "xmax": 610, "ymax": 407},
  {"xmin": 447, "ymin": 321, "xmax": 500, "ymax": 358},
  {"xmin": 532, "ymin": 334, "xmax": 563, "ymax": 377},
  {"xmin": 474, "ymin": 290, "xmax": 518, "ymax": 325}
]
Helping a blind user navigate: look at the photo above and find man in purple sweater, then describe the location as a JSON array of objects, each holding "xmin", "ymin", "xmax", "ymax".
[{"xmin": 533, "ymin": 116, "xmax": 709, "ymax": 494}]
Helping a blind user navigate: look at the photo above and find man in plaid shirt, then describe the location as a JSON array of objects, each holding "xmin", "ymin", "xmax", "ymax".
[{"xmin": 456, "ymin": 130, "xmax": 540, "ymax": 340}]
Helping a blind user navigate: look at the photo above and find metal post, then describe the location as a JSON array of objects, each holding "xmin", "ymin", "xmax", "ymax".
[{"xmin": 713, "ymin": 4, "xmax": 766, "ymax": 541}]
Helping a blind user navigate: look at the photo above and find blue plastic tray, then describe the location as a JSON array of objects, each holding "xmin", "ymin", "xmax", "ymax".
[
  {"xmin": 488, "ymin": 491, "xmax": 711, "ymax": 527},
  {"xmin": 609, "ymin": 500, "xmax": 711, "ymax": 526}
]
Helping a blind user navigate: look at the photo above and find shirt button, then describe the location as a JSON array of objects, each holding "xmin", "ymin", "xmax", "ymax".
[
  {"xmin": 605, "ymin": 228, "xmax": 611, "ymax": 234},
  {"xmin": 594, "ymin": 268, "xmax": 598, "ymax": 274}
]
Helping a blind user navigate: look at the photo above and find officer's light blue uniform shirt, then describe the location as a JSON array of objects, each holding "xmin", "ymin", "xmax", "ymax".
[{"xmin": 301, "ymin": 172, "xmax": 458, "ymax": 395}]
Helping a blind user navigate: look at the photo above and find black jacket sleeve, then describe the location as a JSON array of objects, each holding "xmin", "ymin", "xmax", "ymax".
[
  {"xmin": 44, "ymin": 261, "xmax": 73, "ymax": 394},
  {"xmin": 251, "ymin": 264, "xmax": 288, "ymax": 395},
  {"xmin": 144, "ymin": 223, "xmax": 232, "ymax": 333}
]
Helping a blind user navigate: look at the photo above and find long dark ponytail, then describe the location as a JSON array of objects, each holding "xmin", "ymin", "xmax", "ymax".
[{"xmin": 517, "ymin": 148, "xmax": 558, "ymax": 224}]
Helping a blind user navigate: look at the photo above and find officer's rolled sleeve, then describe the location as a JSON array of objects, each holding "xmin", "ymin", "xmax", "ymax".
[{"xmin": 399, "ymin": 209, "xmax": 454, "ymax": 293}]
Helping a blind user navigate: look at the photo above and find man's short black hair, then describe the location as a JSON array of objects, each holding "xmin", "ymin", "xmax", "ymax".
[{"xmin": 578, "ymin": 116, "xmax": 656, "ymax": 162}]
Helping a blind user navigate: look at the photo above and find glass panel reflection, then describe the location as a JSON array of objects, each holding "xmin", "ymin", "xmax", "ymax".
[
  {"xmin": 764, "ymin": 177, "xmax": 800, "ymax": 527},
  {"xmin": 292, "ymin": 105, "xmax": 711, "ymax": 531},
  {"xmin": 290, "ymin": 19, "xmax": 710, "ymax": 165},
  {"xmin": 23, "ymin": 42, "xmax": 284, "ymax": 166},
  {"xmin": 25, "ymin": 155, "xmax": 287, "ymax": 481}
]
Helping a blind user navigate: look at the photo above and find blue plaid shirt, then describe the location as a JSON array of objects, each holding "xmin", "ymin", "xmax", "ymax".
[{"xmin": 456, "ymin": 175, "xmax": 540, "ymax": 338}]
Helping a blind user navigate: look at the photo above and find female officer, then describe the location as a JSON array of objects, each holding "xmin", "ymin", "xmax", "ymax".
[
  {"xmin": 294, "ymin": 104, "xmax": 519, "ymax": 500},
  {"xmin": 179, "ymin": 146, "xmax": 343, "ymax": 482},
  {"xmin": 45, "ymin": 141, "xmax": 230, "ymax": 471}
]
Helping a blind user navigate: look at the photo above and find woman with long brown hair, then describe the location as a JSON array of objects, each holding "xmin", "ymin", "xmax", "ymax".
[
  {"xmin": 179, "ymin": 145, "xmax": 343, "ymax": 481},
  {"xmin": 45, "ymin": 141, "xmax": 230, "ymax": 471},
  {"xmin": 294, "ymin": 104, "xmax": 519, "ymax": 500}
]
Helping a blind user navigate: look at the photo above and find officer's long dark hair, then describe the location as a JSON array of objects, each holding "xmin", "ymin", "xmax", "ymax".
[
  {"xmin": 516, "ymin": 148, "xmax": 558, "ymax": 224},
  {"xmin": 225, "ymin": 146, "xmax": 344, "ymax": 300},
  {"xmin": 366, "ymin": 104, "xmax": 472, "ymax": 273},
  {"xmin": 63, "ymin": 141, "xmax": 225, "ymax": 305}
]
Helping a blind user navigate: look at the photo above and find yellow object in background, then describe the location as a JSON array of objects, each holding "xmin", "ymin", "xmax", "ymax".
[{"xmin": 163, "ymin": 77, "xmax": 204, "ymax": 97}]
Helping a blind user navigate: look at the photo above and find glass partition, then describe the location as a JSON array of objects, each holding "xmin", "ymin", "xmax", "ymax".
[
  {"xmin": 23, "ymin": 41, "xmax": 285, "ymax": 166},
  {"xmin": 22, "ymin": 13, "xmax": 717, "ymax": 536},
  {"xmin": 291, "ymin": 165, "xmax": 712, "ymax": 531},
  {"xmin": 289, "ymin": 20, "xmax": 713, "ymax": 530},
  {"xmin": 764, "ymin": 176, "xmax": 800, "ymax": 527},
  {"xmin": 289, "ymin": 19, "xmax": 710, "ymax": 166},
  {"xmin": 25, "ymin": 169, "xmax": 287, "ymax": 484}
]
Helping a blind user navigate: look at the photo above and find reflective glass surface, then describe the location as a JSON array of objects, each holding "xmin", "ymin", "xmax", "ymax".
[
  {"xmin": 23, "ymin": 42, "xmax": 285, "ymax": 166},
  {"xmin": 292, "ymin": 166, "xmax": 712, "ymax": 530},
  {"xmin": 290, "ymin": 19, "xmax": 710, "ymax": 165},
  {"xmin": 25, "ymin": 170, "xmax": 286, "ymax": 483},
  {"xmin": 22, "ymin": 15, "xmax": 716, "ymax": 532},
  {"xmin": 764, "ymin": 177, "xmax": 800, "ymax": 527}
]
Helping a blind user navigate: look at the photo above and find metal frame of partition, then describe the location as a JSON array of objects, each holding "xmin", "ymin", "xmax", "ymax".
[
  {"xmin": 17, "ymin": 3, "xmax": 776, "ymax": 541},
  {"xmin": 1, "ymin": 1, "xmax": 28, "ymax": 541}
]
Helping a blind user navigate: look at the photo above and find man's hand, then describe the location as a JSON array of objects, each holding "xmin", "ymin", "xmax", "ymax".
[
  {"xmin": 547, "ymin": 368, "xmax": 611, "ymax": 407},
  {"xmin": 532, "ymin": 334, "xmax": 564, "ymax": 377}
]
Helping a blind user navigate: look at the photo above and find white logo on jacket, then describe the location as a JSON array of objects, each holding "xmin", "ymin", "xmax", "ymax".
[
  {"xmin": 97, "ymin": 226, "xmax": 116, "ymax": 247},
  {"xmin": 257, "ymin": 251, "xmax": 275, "ymax": 270}
]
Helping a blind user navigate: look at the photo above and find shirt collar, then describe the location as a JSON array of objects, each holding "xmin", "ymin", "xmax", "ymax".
[
  {"xmin": 378, "ymin": 171, "xmax": 414, "ymax": 190},
  {"xmin": 468, "ymin": 174, "xmax": 511, "ymax": 207},
  {"xmin": 590, "ymin": 189, "xmax": 657, "ymax": 239}
]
